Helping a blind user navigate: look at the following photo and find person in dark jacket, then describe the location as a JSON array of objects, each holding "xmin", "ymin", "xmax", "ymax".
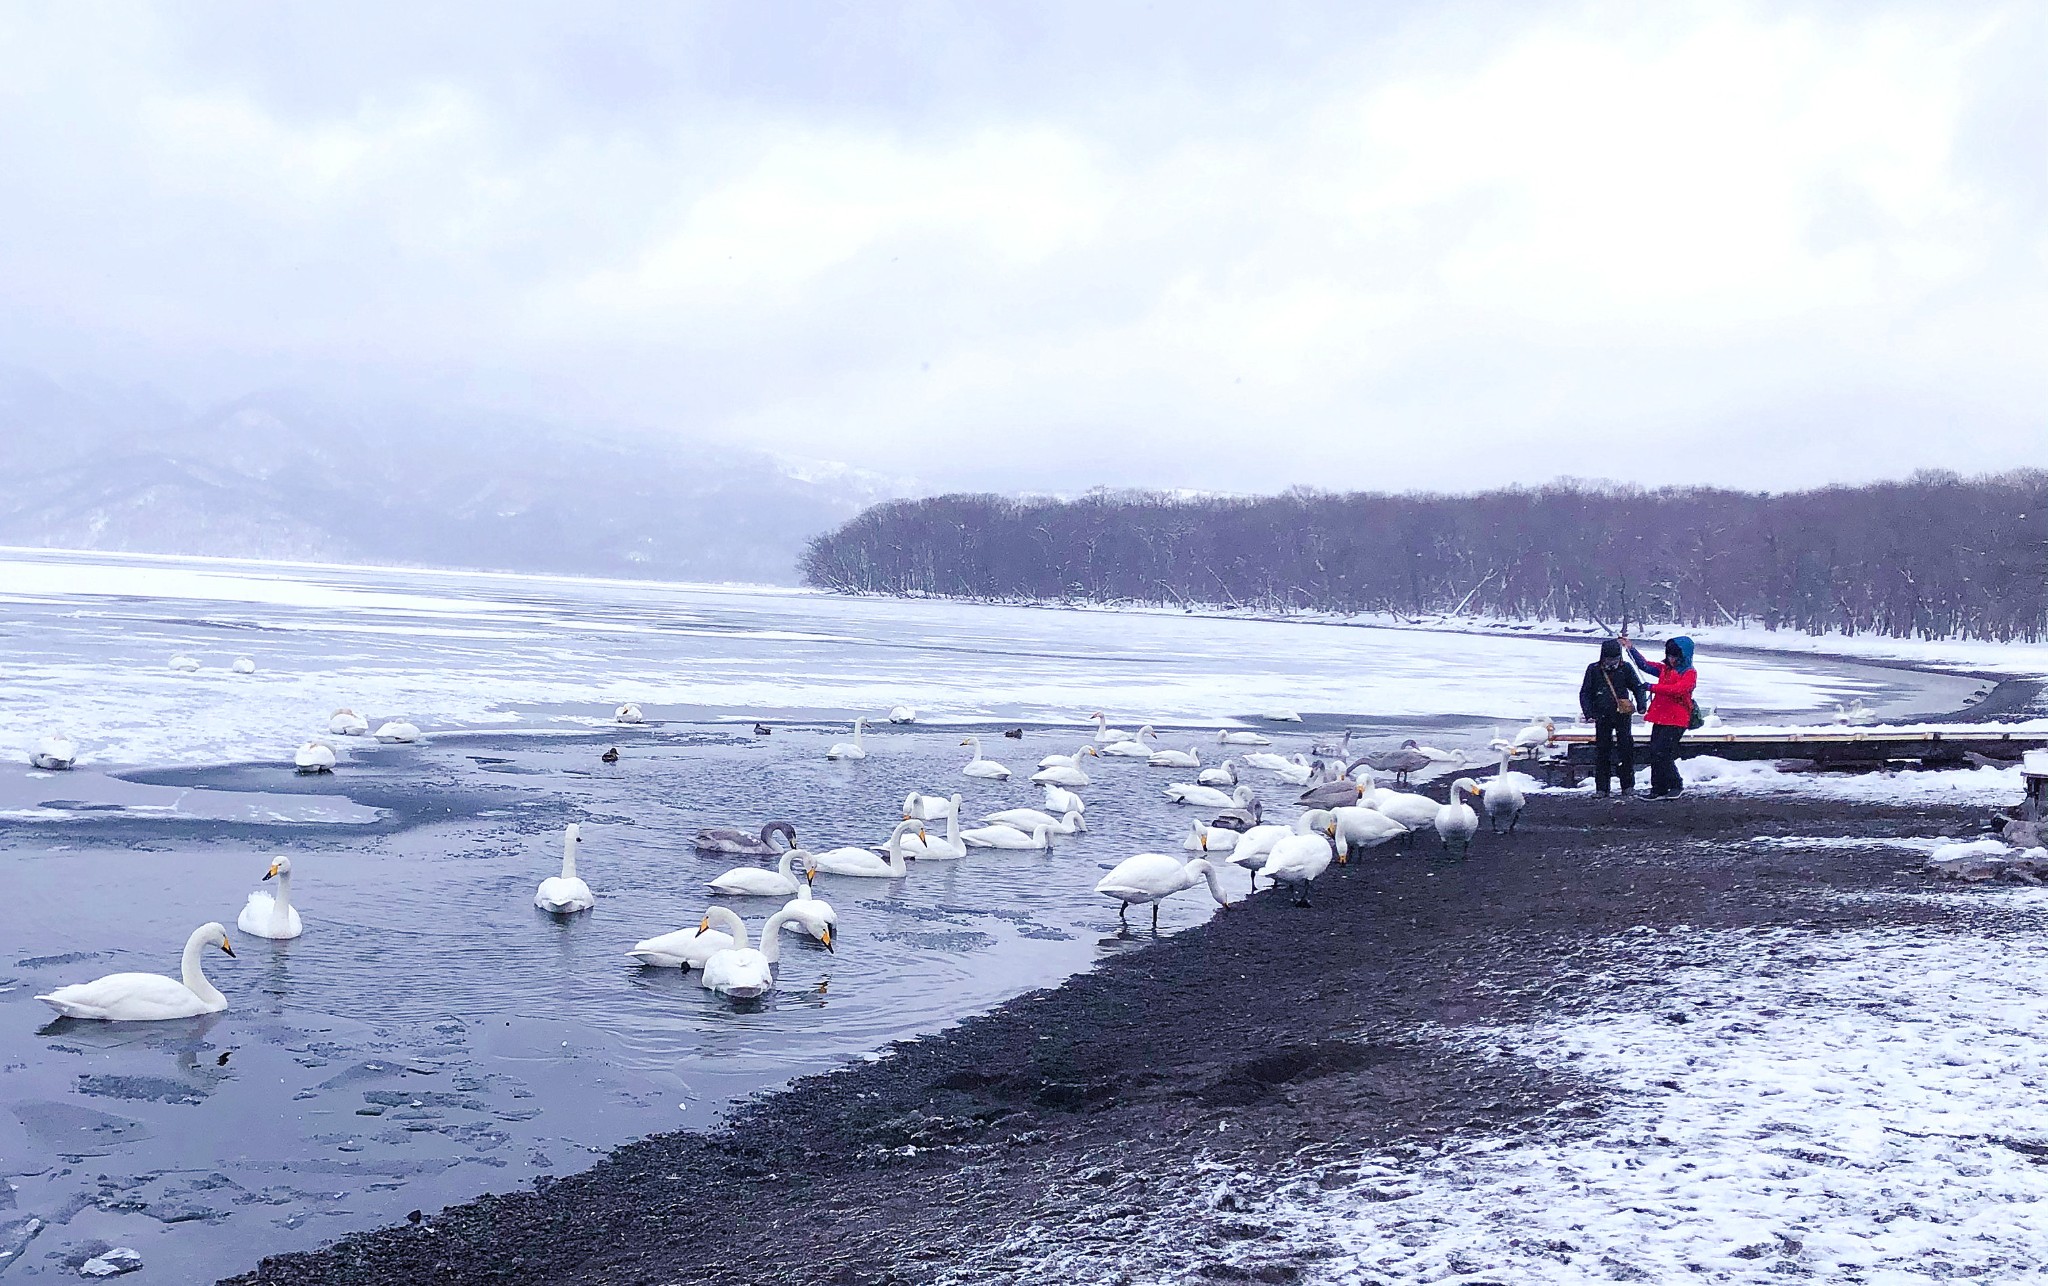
[
  {"xmin": 1622, "ymin": 634, "xmax": 1699, "ymax": 798},
  {"xmin": 1579, "ymin": 638, "xmax": 1648, "ymax": 796}
]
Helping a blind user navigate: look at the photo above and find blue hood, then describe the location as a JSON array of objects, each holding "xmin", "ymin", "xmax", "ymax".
[{"xmin": 1668, "ymin": 636, "xmax": 1695, "ymax": 671}]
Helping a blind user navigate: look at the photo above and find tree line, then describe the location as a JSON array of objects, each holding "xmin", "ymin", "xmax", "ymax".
[{"xmin": 800, "ymin": 470, "xmax": 2048, "ymax": 641}]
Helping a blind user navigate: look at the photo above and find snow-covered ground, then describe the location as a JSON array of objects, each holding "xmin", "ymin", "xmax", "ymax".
[{"xmin": 1268, "ymin": 910, "xmax": 2048, "ymax": 1284}]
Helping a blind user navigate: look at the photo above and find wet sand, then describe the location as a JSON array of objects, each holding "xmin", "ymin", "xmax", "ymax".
[{"xmin": 226, "ymin": 786, "xmax": 1999, "ymax": 1286}]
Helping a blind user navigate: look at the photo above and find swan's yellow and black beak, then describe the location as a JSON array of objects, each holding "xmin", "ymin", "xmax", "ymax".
[
  {"xmin": 263, "ymin": 861, "xmax": 281, "ymax": 880},
  {"xmin": 219, "ymin": 936, "xmax": 235, "ymax": 957},
  {"xmin": 698, "ymin": 915, "xmax": 711, "ymax": 934},
  {"xmin": 958, "ymin": 738, "xmax": 972, "ymax": 746},
  {"xmin": 821, "ymin": 927, "xmax": 834, "ymax": 953},
  {"xmin": 806, "ymin": 868, "xmax": 817, "ymax": 885}
]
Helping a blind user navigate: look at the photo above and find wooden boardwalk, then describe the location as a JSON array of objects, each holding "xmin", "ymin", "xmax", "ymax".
[{"xmin": 1544, "ymin": 721, "xmax": 2048, "ymax": 784}]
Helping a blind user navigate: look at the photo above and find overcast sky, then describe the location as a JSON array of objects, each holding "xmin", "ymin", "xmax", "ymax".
[{"xmin": 0, "ymin": 0, "xmax": 2040, "ymax": 495}]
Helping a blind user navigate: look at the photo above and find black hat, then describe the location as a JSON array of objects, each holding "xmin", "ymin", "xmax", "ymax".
[{"xmin": 1600, "ymin": 638, "xmax": 1623, "ymax": 660}]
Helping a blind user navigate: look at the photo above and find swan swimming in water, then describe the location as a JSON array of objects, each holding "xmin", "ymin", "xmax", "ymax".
[
  {"xmin": 627, "ymin": 914, "xmax": 736, "ymax": 969},
  {"xmin": 1197, "ymin": 759, "xmax": 1238, "ymax": 788},
  {"xmin": 238, "ymin": 856, "xmax": 304, "ymax": 940},
  {"xmin": 1098, "ymin": 727, "xmax": 1157, "ymax": 759},
  {"xmin": 1095, "ymin": 854, "xmax": 1230, "ymax": 929},
  {"xmin": 708, "ymin": 846, "xmax": 817, "ymax": 897},
  {"xmin": 1216, "ymin": 729, "xmax": 1272, "ymax": 746},
  {"xmin": 535, "ymin": 824, "xmax": 595, "ymax": 913},
  {"xmin": 901, "ymin": 796, "xmax": 968, "ymax": 859},
  {"xmin": 697, "ymin": 906, "xmax": 813, "ymax": 999},
  {"xmin": 1030, "ymin": 761, "xmax": 1090, "ymax": 787},
  {"xmin": 37, "ymin": 923, "xmax": 235, "ymax": 1021},
  {"xmin": 980, "ymin": 807, "xmax": 1084, "ymax": 835},
  {"xmin": 778, "ymin": 870, "xmax": 838, "ymax": 946},
  {"xmin": 1163, "ymin": 781, "xmax": 1249, "ymax": 810},
  {"xmin": 960, "ymin": 823, "xmax": 1053, "ymax": 850},
  {"xmin": 959, "ymin": 736, "xmax": 1012, "ymax": 780},
  {"xmin": 1147, "ymin": 744, "xmax": 1202, "ymax": 769},
  {"xmin": 1089, "ymin": 712, "xmax": 1134, "ymax": 744},
  {"xmin": 825, "ymin": 718, "xmax": 869, "ymax": 761},
  {"xmin": 1183, "ymin": 819, "xmax": 1239, "ymax": 853},
  {"xmin": 30, "ymin": 733, "xmax": 75, "ymax": 770},
  {"xmin": 694, "ymin": 821, "xmax": 797, "ymax": 857},
  {"xmin": 1042, "ymin": 783, "xmax": 1086, "ymax": 816},
  {"xmin": 811, "ymin": 819, "xmax": 923, "ymax": 877},
  {"xmin": 901, "ymin": 791, "xmax": 957, "ymax": 821},
  {"xmin": 1036, "ymin": 744, "xmax": 1098, "ymax": 770}
]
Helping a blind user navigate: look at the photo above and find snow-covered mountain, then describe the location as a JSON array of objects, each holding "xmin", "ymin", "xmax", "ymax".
[{"xmin": 0, "ymin": 370, "xmax": 909, "ymax": 583}]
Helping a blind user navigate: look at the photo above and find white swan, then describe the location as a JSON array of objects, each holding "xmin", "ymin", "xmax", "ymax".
[
  {"xmin": 901, "ymin": 797, "xmax": 968, "ymax": 859},
  {"xmin": 1036, "ymin": 745, "xmax": 1098, "ymax": 770},
  {"xmin": 888, "ymin": 705, "xmax": 919, "ymax": 724},
  {"xmin": 826, "ymin": 718, "xmax": 869, "ymax": 761},
  {"xmin": 696, "ymin": 907, "xmax": 808, "ymax": 999},
  {"xmin": 373, "ymin": 720, "xmax": 421, "ymax": 743},
  {"xmin": 1271, "ymin": 754, "xmax": 1317, "ymax": 786},
  {"xmin": 1095, "ymin": 854, "xmax": 1230, "ymax": 928},
  {"xmin": 959, "ymin": 736, "xmax": 1012, "ymax": 780},
  {"xmin": 778, "ymin": 872, "xmax": 838, "ymax": 946},
  {"xmin": 1184, "ymin": 819, "xmax": 1239, "ymax": 853},
  {"xmin": 1225, "ymin": 822, "xmax": 1289, "ymax": 876},
  {"xmin": 1042, "ymin": 784, "xmax": 1086, "ymax": 816},
  {"xmin": 232, "ymin": 656, "xmax": 258, "ymax": 675},
  {"xmin": 1217, "ymin": 729, "xmax": 1272, "ymax": 746},
  {"xmin": 1482, "ymin": 747, "xmax": 1526, "ymax": 835},
  {"xmin": 294, "ymin": 740, "xmax": 336, "ymax": 774},
  {"xmin": 627, "ymin": 916, "xmax": 734, "ymax": 969},
  {"xmin": 961, "ymin": 823, "xmax": 1053, "ymax": 850},
  {"xmin": 30, "ymin": 733, "xmax": 76, "ymax": 770},
  {"xmin": 1147, "ymin": 744, "xmax": 1201, "ymax": 769},
  {"xmin": 238, "ymin": 856, "xmax": 304, "ymax": 940},
  {"xmin": 1197, "ymin": 759, "xmax": 1238, "ymax": 788},
  {"xmin": 708, "ymin": 847, "xmax": 816, "ymax": 897},
  {"xmin": 1359, "ymin": 777, "xmax": 1441, "ymax": 835},
  {"xmin": 1089, "ymin": 712, "xmax": 1134, "ymax": 744},
  {"xmin": 1509, "ymin": 720, "xmax": 1554, "ymax": 754},
  {"xmin": 1030, "ymin": 762, "xmax": 1091, "ymax": 787},
  {"xmin": 615, "ymin": 702, "xmax": 646, "ymax": 724},
  {"xmin": 1434, "ymin": 779, "xmax": 1483, "ymax": 856},
  {"xmin": 980, "ymin": 807, "xmax": 1085, "ymax": 835},
  {"xmin": 812, "ymin": 819, "xmax": 923, "ymax": 877},
  {"xmin": 168, "ymin": 655, "xmax": 201, "ymax": 672},
  {"xmin": 37, "ymin": 923, "xmax": 234, "ymax": 1021},
  {"xmin": 1163, "ymin": 781, "xmax": 1248, "ymax": 809},
  {"xmin": 1261, "ymin": 823, "xmax": 1336, "ymax": 906},
  {"xmin": 1098, "ymin": 727, "xmax": 1157, "ymax": 759},
  {"xmin": 328, "ymin": 708, "xmax": 370, "ymax": 736},
  {"xmin": 1332, "ymin": 805, "xmax": 1406, "ymax": 859},
  {"xmin": 535, "ymin": 824, "xmax": 595, "ymax": 913},
  {"xmin": 1261, "ymin": 710, "xmax": 1302, "ymax": 722},
  {"xmin": 901, "ymin": 790, "xmax": 956, "ymax": 821},
  {"xmin": 1241, "ymin": 752, "xmax": 1291, "ymax": 773}
]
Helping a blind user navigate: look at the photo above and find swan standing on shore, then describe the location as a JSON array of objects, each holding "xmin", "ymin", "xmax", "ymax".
[
  {"xmin": 239, "ymin": 856, "xmax": 304, "ymax": 940},
  {"xmin": 294, "ymin": 740, "xmax": 336, "ymax": 774},
  {"xmin": 1331, "ymin": 805, "xmax": 1406, "ymax": 859},
  {"xmin": 328, "ymin": 709, "xmax": 370, "ymax": 736},
  {"xmin": 1482, "ymin": 747, "xmax": 1526, "ymax": 834},
  {"xmin": 959, "ymin": 736, "xmax": 1012, "ymax": 780},
  {"xmin": 1095, "ymin": 855, "xmax": 1231, "ymax": 929},
  {"xmin": 1261, "ymin": 823, "xmax": 1336, "ymax": 906},
  {"xmin": 812, "ymin": 819, "xmax": 923, "ymax": 877},
  {"xmin": 1435, "ymin": 779, "xmax": 1483, "ymax": 856},
  {"xmin": 709, "ymin": 847, "xmax": 816, "ymax": 897},
  {"xmin": 901, "ymin": 796, "xmax": 968, "ymax": 858},
  {"xmin": 37, "ymin": 924, "xmax": 235, "ymax": 1021},
  {"xmin": 30, "ymin": 733, "xmax": 75, "ymax": 770},
  {"xmin": 694, "ymin": 821, "xmax": 797, "ymax": 857},
  {"xmin": 826, "ymin": 718, "xmax": 868, "ymax": 761},
  {"xmin": 535, "ymin": 824, "xmax": 595, "ymax": 913}
]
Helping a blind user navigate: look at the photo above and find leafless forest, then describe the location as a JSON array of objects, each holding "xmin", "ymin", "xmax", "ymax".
[{"xmin": 801, "ymin": 470, "xmax": 2048, "ymax": 641}]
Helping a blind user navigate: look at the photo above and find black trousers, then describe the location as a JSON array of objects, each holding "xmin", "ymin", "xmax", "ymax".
[
  {"xmin": 1592, "ymin": 715, "xmax": 1636, "ymax": 793},
  {"xmin": 1647, "ymin": 723, "xmax": 1686, "ymax": 796}
]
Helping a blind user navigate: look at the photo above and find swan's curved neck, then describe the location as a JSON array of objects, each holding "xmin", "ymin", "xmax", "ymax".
[
  {"xmin": 272, "ymin": 867, "xmax": 294, "ymax": 921},
  {"xmin": 854, "ymin": 719, "xmax": 864, "ymax": 747},
  {"xmin": 776, "ymin": 849, "xmax": 798, "ymax": 881},
  {"xmin": 180, "ymin": 930, "xmax": 225, "ymax": 1008},
  {"xmin": 561, "ymin": 832, "xmax": 579, "ymax": 880},
  {"xmin": 758, "ymin": 909, "xmax": 795, "ymax": 965},
  {"xmin": 886, "ymin": 823, "xmax": 916, "ymax": 874},
  {"xmin": 1199, "ymin": 864, "xmax": 1229, "ymax": 907},
  {"xmin": 708, "ymin": 907, "xmax": 748, "ymax": 951}
]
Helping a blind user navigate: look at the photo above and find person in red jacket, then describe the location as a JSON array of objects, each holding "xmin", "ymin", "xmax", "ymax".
[{"xmin": 1620, "ymin": 634, "xmax": 1697, "ymax": 798}]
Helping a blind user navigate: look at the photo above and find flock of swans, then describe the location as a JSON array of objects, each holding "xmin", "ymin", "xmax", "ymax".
[{"xmin": 29, "ymin": 672, "xmax": 1546, "ymax": 1019}]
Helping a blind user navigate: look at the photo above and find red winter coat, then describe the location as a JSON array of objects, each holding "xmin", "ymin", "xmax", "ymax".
[{"xmin": 1635, "ymin": 659, "xmax": 1698, "ymax": 728}]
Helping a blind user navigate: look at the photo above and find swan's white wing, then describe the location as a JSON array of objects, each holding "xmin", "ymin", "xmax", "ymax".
[
  {"xmin": 708, "ymin": 869, "xmax": 793, "ymax": 896},
  {"xmin": 536, "ymin": 876, "xmax": 594, "ymax": 912},
  {"xmin": 702, "ymin": 948, "xmax": 774, "ymax": 998},
  {"xmin": 628, "ymin": 927, "xmax": 732, "ymax": 967},
  {"xmin": 37, "ymin": 972, "xmax": 214, "ymax": 1021}
]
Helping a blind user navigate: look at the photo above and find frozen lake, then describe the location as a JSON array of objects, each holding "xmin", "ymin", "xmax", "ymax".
[{"xmin": 0, "ymin": 549, "xmax": 1977, "ymax": 1282}]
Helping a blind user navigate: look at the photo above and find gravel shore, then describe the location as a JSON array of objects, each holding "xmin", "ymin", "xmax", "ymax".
[{"xmin": 225, "ymin": 789, "xmax": 1999, "ymax": 1286}]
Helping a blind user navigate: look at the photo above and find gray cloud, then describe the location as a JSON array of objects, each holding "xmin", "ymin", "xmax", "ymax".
[{"xmin": 0, "ymin": 0, "xmax": 2038, "ymax": 496}]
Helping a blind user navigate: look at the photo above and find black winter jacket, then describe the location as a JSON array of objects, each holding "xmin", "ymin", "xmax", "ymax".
[{"xmin": 1580, "ymin": 660, "xmax": 1648, "ymax": 721}]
